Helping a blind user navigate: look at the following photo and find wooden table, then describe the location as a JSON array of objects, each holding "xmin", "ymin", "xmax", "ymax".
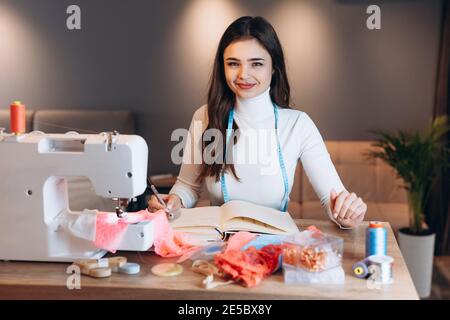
[{"xmin": 0, "ymin": 220, "xmax": 419, "ymax": 299}]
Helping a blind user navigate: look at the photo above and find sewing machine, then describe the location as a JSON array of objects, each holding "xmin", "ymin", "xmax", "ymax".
[{"xmin": 0, "ymin": 130, "xmax": 155, "ymax": 262}]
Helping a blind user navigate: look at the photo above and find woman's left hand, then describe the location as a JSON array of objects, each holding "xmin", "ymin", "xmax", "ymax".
[{"xmin": 329, "ymin": 189, "xmax": 367, "ymax": 228}]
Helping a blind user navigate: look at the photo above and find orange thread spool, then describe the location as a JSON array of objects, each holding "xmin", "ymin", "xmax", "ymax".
[{"xmin": 10, "ymin": 101, "xmax": 26, "ymax": 134}]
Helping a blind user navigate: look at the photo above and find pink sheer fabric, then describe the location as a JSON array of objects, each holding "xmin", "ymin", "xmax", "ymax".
[{"xmin": 94, "ymin": 209, "xmax": 198, "ymax": 257}]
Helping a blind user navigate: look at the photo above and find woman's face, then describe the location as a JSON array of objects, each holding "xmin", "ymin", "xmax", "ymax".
[{"xmin": 223, "ymin": 38, "xmax": 273, "ymax": 99}]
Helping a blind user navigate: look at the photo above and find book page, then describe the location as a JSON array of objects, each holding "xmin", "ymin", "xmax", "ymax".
[
  {"xmin": 172, "ymin": 227, "xmax": 222, "ymax": 244},
  {"xmin": 170, "ymin": 206, "xmax": 221, "ymax": 230},
  {"xmin": 220, "ymin": 200, "xmax": 299, "ymax": 234},
  {"xmin": 224, "ymin": 216, "xmax": 287, "ymax": 234}
]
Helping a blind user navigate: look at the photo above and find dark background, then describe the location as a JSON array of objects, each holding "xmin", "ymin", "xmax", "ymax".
[{"xmin": 0, "ymin": 0, "xmax": 443, "ymax": 175}]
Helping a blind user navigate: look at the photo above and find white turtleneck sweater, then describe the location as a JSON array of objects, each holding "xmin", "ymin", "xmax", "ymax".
[{"xmin": 170, "ymin": 88, "xmax": 347, "ymax": 228}]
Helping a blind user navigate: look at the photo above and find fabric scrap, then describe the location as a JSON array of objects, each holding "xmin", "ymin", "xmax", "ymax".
[
  {"xmin": 94, "ymin": 212, "xmax": 129, "ymax": 253},
  {"xmin": 224, "ymin": 231, "xmax": 256, "ymax": 253},
  {"xmin": 94, "ymin": 209, "xmax": 198, "ymax": 257},
  {"xmin": 213, "ymin": 232, "xmax": 283, "ymax": 288},
  {"xmin": 241, "ymin": 234, "xmax": 285, "ymax": 251}
]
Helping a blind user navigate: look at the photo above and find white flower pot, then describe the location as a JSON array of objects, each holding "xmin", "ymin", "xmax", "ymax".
[{"xmin": 398, "ymin": 229, "xmax": 435, "ymax": 298}]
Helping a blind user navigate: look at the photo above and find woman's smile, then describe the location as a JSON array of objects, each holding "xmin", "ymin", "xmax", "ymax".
[{"xmin": 236, "ymin": 82, "xmax": 256, "ymax": 90}]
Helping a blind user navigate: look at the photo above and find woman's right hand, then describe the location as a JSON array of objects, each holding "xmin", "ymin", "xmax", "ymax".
[{"xmin": 147, "ymin": 193, "xmax": 183, "ymax": 215}]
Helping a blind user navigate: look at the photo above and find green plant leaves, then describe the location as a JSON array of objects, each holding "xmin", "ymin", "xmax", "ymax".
[{"xmin": 366, "ymin": 116, "xmax": 449, "ymax": 233}]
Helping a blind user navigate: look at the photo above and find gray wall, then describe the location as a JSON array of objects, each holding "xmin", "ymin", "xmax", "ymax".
[{"xmin": 0, "ymin": 0, "xmax": 443, "ymax": 175}]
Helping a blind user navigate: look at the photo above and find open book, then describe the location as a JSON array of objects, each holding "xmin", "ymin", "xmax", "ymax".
[{"xmin": 170, "ymin": 200, "xmax": 300, "ymax": 241}]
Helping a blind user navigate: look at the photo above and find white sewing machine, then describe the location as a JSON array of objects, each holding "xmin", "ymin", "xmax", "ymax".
[{"xmin": 0, "ymin": 130, "xmax": 155, "ymax": 262}]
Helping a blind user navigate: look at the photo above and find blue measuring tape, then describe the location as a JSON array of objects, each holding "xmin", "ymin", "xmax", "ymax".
[{"xmin": 220, "ymin": 104, "xmax": 289, "ymax": 212}]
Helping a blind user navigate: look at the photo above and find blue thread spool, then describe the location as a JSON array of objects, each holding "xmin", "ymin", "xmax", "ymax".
[{"xmin": 365, "ymin": 221, "xmax": 387, "ymax": 257}]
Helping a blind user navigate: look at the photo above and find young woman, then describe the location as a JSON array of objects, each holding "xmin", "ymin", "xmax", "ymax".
[{"xmin": 148, "ymin": 16, "xmax": 367, "ymax": 229}]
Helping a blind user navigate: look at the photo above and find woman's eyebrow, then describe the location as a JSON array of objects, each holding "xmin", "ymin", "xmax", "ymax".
[
  {"xmin": 248, "ymin": 58, "xmax": 265, "ymax": 61},
  {"xmin": 225, "ymin": 57, "xmax": 265, "ymax": 62}
]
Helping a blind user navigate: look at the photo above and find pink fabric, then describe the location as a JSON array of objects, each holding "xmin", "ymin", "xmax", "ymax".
[
  {"xmin": 306, "ymin": 225, "xmax": 322, "ymax": 233},
  {"xmin": 94, "ymin": 213, "xmax": 130, "ymax": 253},
  {"xmin": 306, "ymin": 225, "xmax": 324, "ymax": 239},
  {"xmin": 214, "ymin": 232, "xmax": 283, "ymax": 287},
  {"xmin": 94, "ymin": 209, "xmax": 198, "ymax": 257},
  {"xmin": 223, "ymin": 231, "xmax": 256, "ymax": 253}
]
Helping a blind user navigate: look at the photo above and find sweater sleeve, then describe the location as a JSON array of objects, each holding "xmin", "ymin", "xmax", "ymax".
[
  {"xmin": 169, "ymin": 106, "xmax": 207, "ymax": 208},
  {"xmin": 297, "ymin": 112, "xmax": 351, "ymax": 229}
]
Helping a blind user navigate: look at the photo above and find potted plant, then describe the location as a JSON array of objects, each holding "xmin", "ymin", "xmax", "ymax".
[{"xmin": 366, "ymin": 116, "xmax": 449, "ymax": 298}]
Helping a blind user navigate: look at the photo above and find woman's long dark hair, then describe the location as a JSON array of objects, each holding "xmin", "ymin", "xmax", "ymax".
[{"xmin": 197, "ymin": 16, "xmax": 291, "ymax": 183}]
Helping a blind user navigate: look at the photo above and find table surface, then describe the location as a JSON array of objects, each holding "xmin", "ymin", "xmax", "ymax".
[{"xmin": 0, "ymin": 219, "xmax": 419, "ymax": 300}]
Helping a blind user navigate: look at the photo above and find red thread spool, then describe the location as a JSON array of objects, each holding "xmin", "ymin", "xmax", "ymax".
[{"xmin": 10, "ymin": 101, "xmax": 26, "ymax": 134}]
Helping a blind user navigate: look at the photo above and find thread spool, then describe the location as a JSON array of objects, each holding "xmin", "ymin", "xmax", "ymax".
[
  {"xmin": 118, "ymin": 262, "xmax": 140, "ymax": 275},
  {"xmin": 368, "ymin": 255, "xmax": 393, "ymax": 284},
  {"xmin": 10, "ymin": 101, "xmax": 26, "ymax": 134},
  {"xmin": 89, "ymin": 267, "xmax": 112, "ymax": 278},
  {"xmin": 352, "ymin": 258, "xmax": 370, "ymax": 279},
  {"xmin": 109, "ymin": 256, "xmax": 127, "ymax": 272},
  {"xmin": 365, "ymin": 221, "xmax": 387, "ymax": 257},
  {"xmin": 151, "ymin": 263, "xmax": 183, "ymax": 277}
]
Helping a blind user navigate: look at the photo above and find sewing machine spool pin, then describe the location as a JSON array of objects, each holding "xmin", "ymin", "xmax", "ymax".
[{"xmin": 100, "ymin": 130, "xmax": 120, "ymax": 152}]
